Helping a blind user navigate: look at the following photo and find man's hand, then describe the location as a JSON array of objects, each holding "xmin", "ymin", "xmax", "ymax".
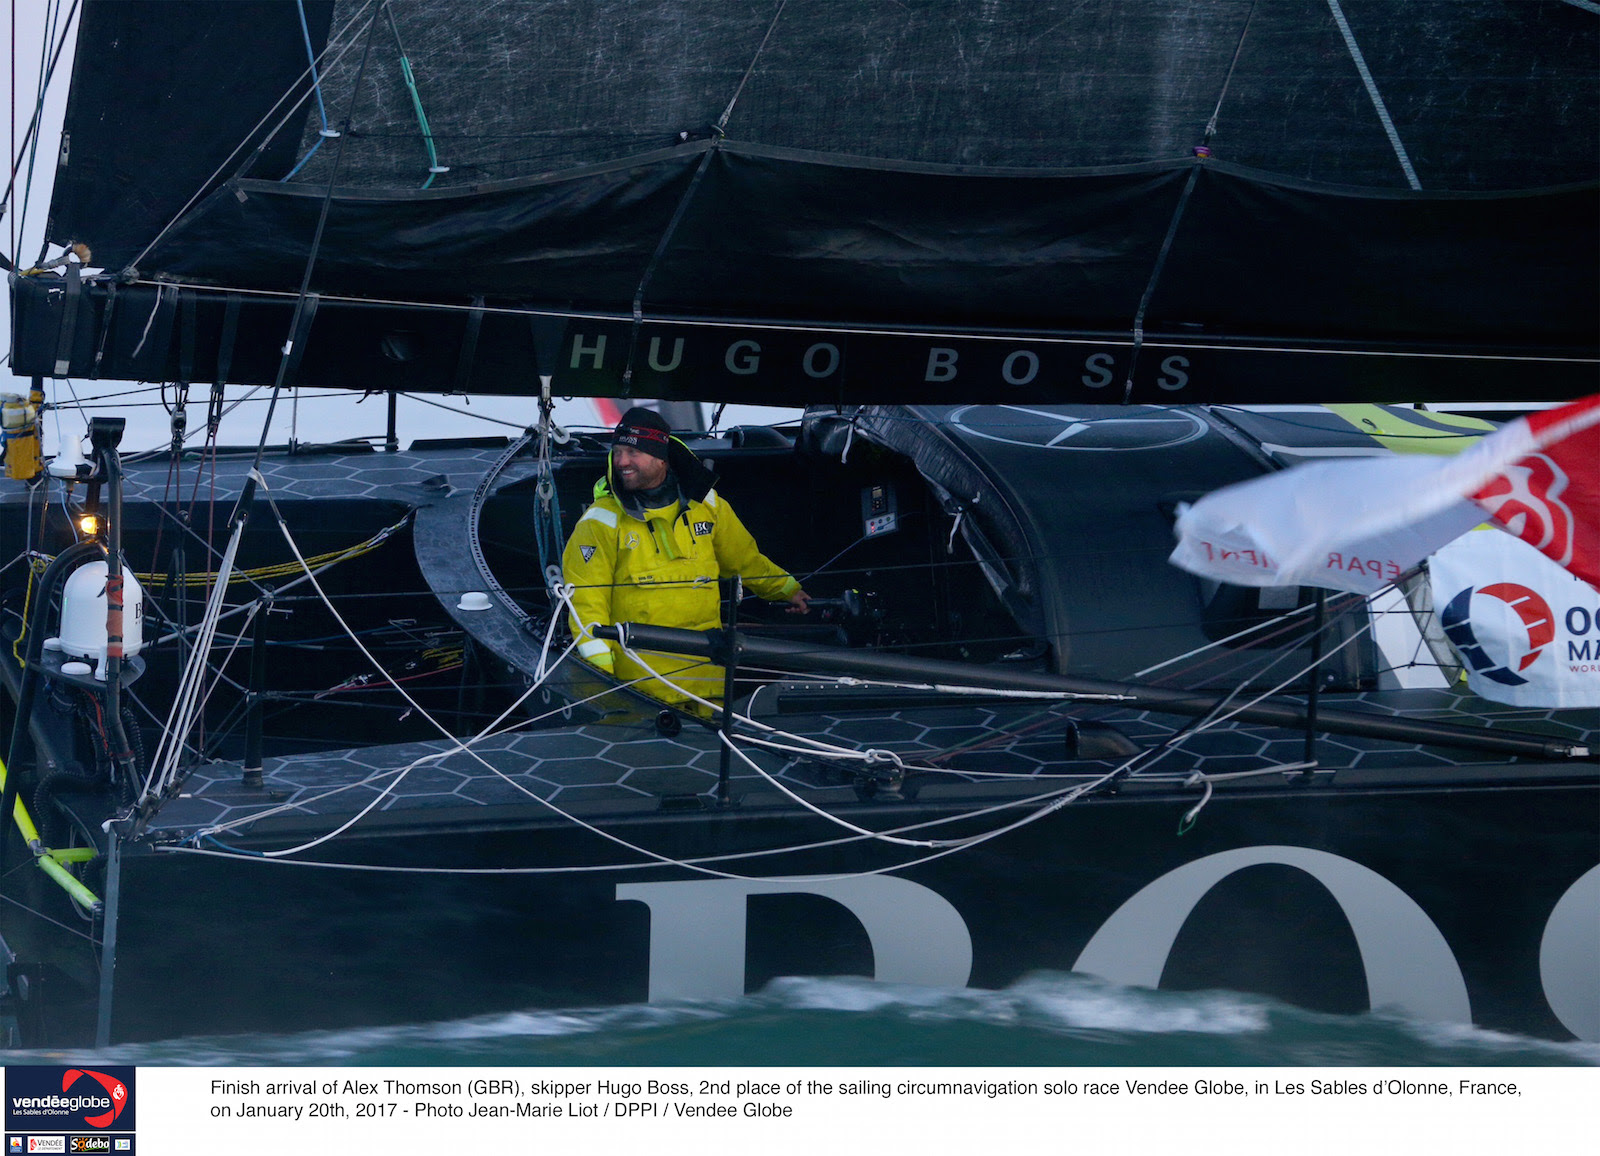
[{"xmin": 786, "ymin": 589, "xmax": 812, "ymax": 614}]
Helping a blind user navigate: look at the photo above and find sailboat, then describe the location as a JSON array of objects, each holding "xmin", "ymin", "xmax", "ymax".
[{"xmin": 0, "ymin": 1, "xmax": 1594, "ymax": 1048}]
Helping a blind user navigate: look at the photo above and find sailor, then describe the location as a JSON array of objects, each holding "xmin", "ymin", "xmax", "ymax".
[{"xmin": 561, "ymin": 407, "xmax": 810, "ymax": 708}]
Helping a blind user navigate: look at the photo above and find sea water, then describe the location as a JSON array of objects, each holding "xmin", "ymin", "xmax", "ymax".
[{"xmin": 14, "ymin": 972, "xmax": 1596, "ymax": 1068}]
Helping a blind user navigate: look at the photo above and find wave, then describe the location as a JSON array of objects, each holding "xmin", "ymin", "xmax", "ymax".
[{"xmin": 20, "ymin": 972, "xmax": 1599, "ymax": 1068}]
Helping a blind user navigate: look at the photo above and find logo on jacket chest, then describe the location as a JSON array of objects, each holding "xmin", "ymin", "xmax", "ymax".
[{"xmin": 692, "ymin": 520, "xmax": 714, "ymax": 537}]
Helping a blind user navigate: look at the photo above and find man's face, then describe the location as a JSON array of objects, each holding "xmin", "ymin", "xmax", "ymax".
[{"xmin": 613, "ymin": 445, "xmax": 669, "ymax": 491}]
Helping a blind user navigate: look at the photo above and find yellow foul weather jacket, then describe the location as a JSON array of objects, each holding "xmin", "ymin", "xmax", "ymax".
[{"xmin": 561, "ymin": 474, "xmax": 800, "ymax": 706}]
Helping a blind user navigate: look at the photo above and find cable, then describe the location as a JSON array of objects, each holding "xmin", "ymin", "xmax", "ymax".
[
  {"xmin": 382, "ymin": 3, "xmax": 446, "ymax": 188},
  {"xmin": 1326, "ymin": 0, "xmax": 1421, "ymax": 190},
  {"xmin": 278, "ymin": 0, "xmax": 335, "ymax": 183},
  {"xmin": 5, "ymin": 0, "xmax": 78, "ymax": 271},
  {"xmin": 142, "ymin": 496, "xmax": 255, "ymax": 801},
  {"xmin": 250, "ymin": 6, "xmax": 384, "ymax": 480},
  {"xmin": 127, "ymin": 1, "xmax": 378, "ymax": 272}
]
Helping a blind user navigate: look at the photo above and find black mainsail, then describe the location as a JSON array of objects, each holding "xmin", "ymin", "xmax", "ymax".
[{"xmin": 11, "ymin": 0, "xmax": 1598, "ymax": 401}]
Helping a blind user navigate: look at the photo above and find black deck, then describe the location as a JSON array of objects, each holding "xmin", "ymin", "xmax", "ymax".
[{"xmin": 13, "ymin": 428, "xmax": 1587, "ymax": 851}]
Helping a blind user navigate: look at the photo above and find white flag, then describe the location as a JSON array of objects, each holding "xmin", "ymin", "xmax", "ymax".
[{"xmin": 1169, "ymin": 394, "xmax": 1600, "ymax": 595}]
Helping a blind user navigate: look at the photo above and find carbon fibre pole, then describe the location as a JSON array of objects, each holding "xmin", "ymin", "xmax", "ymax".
[{"xmin": 600, "ymin": 622, "xmax": 1593, "ymax": 762}]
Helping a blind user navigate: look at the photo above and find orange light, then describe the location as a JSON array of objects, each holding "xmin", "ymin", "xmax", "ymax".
[{"xmin": 78, "ymin": 514, "xmax": 100, "ymax": 537}]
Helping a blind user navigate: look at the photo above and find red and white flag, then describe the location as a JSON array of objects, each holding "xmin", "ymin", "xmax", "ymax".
[{"xmin": 1169, "ymin": 393, "xmax": 1600, "ymax": 595}]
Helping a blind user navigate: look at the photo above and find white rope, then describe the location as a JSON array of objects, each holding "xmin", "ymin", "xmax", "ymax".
[
  {"xmin": 127, "ymin": 284, "xmax": 165, "ymax": 361},
  {"xmin": 161, "ymin": 661, "xmax": 1351, "ymax": 881},
  {"xmin": 732, "ymin": 729, "xmax": 944, "ymax": 773},
  {"xmin": 946, "ymin": 508, "xmax": 964, "ymax": 554},
  {"xmin": 147, "ymin": 513, "xmax": 411, "ymax": 647},
  {"xmin": 1195, "ymin": 620, "xmax": 1374, "ymax": 733},
  {"xmin": 716, "ymin": 733, "xmax": 942, "ymax": 848},
  {"xmin": 1179, "ymin": 760, "xmax": 1320, "ymax": 830},
  {"xmin": 218, "ymin": 499, "xmax": 578, "ymax": 855},
  {"xmin": 1326, "ymin": 0, "xmax": 1421, "ymax": 190},
  {"xmin": 192, "ymin": 663, "xmax": 660, "ymax": 841},
  {"xmin": 616, "ymin": 636, "xmax": 1164, "ymax": 851},
  {"xmin": 190, "ymin": 509, "xmax": 938, "ymax": 877},
  {"xmin": 1131, "ymin": 600, "xmax": 1319, "ymax": 679},
  {"xmin": 141, "ymin": 479, "xmax": 257, "ymax": 801},
  {"xmin": 178, "ymin": 739, "xmax": 1153, "ymax": 883},
  {"xmin": 612, "ymin": 636, "xmax": 932, "ymax": 771},
  {"xmin": 536, "ymin": 580, "xmax": 577, "ymax": 683},
  {"xmin": 156, "ymin": 769, "xmax": 1106, "ymax": 876},
  {"xmin": 181, "ymin": 547, "xmax": 1374, "ymax": 878}
]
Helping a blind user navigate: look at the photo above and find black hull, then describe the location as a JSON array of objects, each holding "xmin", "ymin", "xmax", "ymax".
[{"xmin": 10, "ymin": 764, "xmax": 1593, "ymax": 1048}]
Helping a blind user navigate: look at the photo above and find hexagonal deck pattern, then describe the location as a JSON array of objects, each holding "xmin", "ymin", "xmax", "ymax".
[
  {"xmin": 15, "ymin": 440, "xmax": 1588, "ymax": 849},
  {"xmin": 144, "ymin": 678, "xmax": 1595, "ymax": 847}
]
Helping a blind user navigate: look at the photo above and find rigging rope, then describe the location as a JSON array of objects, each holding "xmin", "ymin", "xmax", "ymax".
[
  {"xmin": 1202, "ymin": 0, "xmax": 1258, "ymax": 146},
  {"xmin": 127, "ymin": 0, "xmax": 378, "ymax": 273},
  {"xmin": 92, "ymin": 394, "xmax": 1458, "ymax": 883},
  {"xmin": 167, "ymin": 598, "xmax": 1387, "ymax": 885},
  {"xmin": 716, "ymin": 0, "xmax": 788, "ymax": 133},
  {"xmin": 1325, "ymin": 0, "xmax": 1421, "ymax": 190},
  {"xmin": 381, "ymin": 4, "xmax": 446, "ymax": 188},
  {"xmin": 279, "ymin": 0, "xmax": 337, "ymax": 183},
  {"xmin": 141, "ymin": 484, "xmax": 257, "ymax": 802},
  {"xmin": 531, "ymin": 383, "xmax": 569, "ymax": 587},
  {"xmin": 172, "ymin": 518, "xmax": 1098, "ymax": 875},
  {"xmin": 4, "ymin": 0, "xmax": 78, "ymax": 271},
  {"xmin": 112, "ymin": 277, "xmax": 1600, "ymax": 370},
  {"xmin": 250, "ymin": 5, "xmax": 382, "ymax": 491}
]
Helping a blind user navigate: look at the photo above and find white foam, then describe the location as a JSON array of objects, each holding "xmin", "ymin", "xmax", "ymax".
[{"xmin": 755, "ymin": 971, "xmax": 1270, "ymax": 1036}]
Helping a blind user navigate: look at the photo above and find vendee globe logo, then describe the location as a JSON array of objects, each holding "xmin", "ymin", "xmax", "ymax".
[
  {"xmin": 61, "ymin": 1073, "xmax": 127, "ymax": 1131},
  {"xmin": 1441, "ymin": 582, "xmax": 1556, "ymax": 686},
  {"xmin": 5, "ymin": 1067, "xmax": 135, "ymax": 1135}
]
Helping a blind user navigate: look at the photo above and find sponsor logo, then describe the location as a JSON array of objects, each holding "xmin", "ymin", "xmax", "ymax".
[
  {"xmin": 1475, "ymin": 455, "xmax": 1575, "ymax": 567},
  {"xmin": 61, "ymin": 1076, "xmax": 126, "ymax": 1132},
  {"xmin": 564, "ymin": 330, "xmax": 1199, "ymax": 397},
  {"xmin": 27, "ymin": 1140, "xmax": 64, "ymax": 1154},
  {"xmin": 579, "ymin": 544, "xmax": 596, "ymax": 563},
  {"xmin": 692, "ymin": 521, "xmax": 713, "ymax": 536},
  {"xmin": 6, "ymin": 1069, "xmax": 135, "ymax": 1134},
  {"xmin": 1441, "ymin": 583, "xmax": 1555, "ymax": 686},
  {"xmin": 614, "ymin": 422, "xmax": 670, "ymax": 447},
  {"xmin": 69, "ymin": 1140, "xmax": 109, "ymax": 1154},
  {"xmin": 113, "ymin": 1145, "xmax": 129, "ymax": 1152},
  {"xmin": 10, "ymin": 1138, "xmax": 22, "ymax": 1153},
  {"xmin": 621, "ymin": 856, "xmax": 1600, "ymax": 1042}
]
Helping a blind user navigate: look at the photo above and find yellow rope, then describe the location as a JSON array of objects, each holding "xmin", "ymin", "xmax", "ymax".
[
  {"xmin": 10, "ymin": 556, "xmax": 49, "ymax": 666},
  {"xmin": 136, "ymin": 536, "xmax": 385, "ymax": 588},
  {"xmin": 136, "ymin": 516, "xmax": 408, "ymax": 587}
]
